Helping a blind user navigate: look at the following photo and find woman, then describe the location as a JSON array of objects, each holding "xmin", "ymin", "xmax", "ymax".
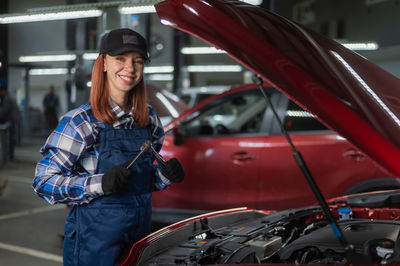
[{"xmin": 33, "ymin": 28, "xmax": 184, "ymax": 265}]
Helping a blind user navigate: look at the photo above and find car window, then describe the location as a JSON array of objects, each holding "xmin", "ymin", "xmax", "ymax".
[
  {"xmin": 185, "ymin": 91, "xmax": 267, "ymax": 136},
  {"xmin": 283, "ymin": 101, "xmax": 327, "ymax": 132},
  {"xmin": 196, "ymin": 93, "xmax": 215, "ymax": 104}
]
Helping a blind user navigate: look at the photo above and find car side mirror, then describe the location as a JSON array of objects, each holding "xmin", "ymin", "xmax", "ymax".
[{"xmin": 173, "ymin": 125, "xmax": 185, "ymax": 146}]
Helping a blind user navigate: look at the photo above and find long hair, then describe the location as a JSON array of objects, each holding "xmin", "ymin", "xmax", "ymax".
[{"xmin": 90, "ymin": 54, "xmax": 149, "ymax": 127}]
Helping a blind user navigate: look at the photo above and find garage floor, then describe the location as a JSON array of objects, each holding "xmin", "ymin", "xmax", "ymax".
[
  {"xmin": 0, "ymin": 136, "xmax": 175, "ymax": 265},
  {"xmin": 0, "ymin": 137, "xmax": 67, "ymax": 265}
]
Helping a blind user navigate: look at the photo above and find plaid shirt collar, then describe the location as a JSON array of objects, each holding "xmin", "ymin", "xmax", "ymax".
[
  {"xmin": 108, "ymin": 98, "xmax": 133, "ymax": 118},
  {"xmin": 108, "ymin": 98, "xmax": 135, "ymax": 128}
]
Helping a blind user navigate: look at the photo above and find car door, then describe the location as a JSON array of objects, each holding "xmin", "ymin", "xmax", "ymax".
[
  {"xmin": 158, "ymin": 88, "xmax": 278, "ymax": 211},
  {"xmin": 257, "ymin": 95, "xmax": 380, "ymax": 210}
]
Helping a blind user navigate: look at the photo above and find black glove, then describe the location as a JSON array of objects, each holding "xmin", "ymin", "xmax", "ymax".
[
  {"xmin": 102, "ymin": 162, "xmax": 132, "ymax": 193},
  {"xmin": 159, "ymin": 158, "xmax": 185, "ymax": 183}
]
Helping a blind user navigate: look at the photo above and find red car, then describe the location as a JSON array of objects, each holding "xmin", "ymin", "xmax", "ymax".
[
  {"xmin": 152, "ymin": 82, "xmax": 397, "ymax": 219},
  {"xmin": 118, "ymin": 0, "xmax": 400, "ymax": 264}
]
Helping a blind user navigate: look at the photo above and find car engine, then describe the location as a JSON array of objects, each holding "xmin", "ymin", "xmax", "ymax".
[{"xmin": 139, "ymin": 199, "xmax": 400, "ymax": 265}]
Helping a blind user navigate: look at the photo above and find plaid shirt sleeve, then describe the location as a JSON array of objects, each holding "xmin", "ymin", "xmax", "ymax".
[
  {"xmin": 33, "ymin": 106, "xmax": 103, "ymax": 205},
  {"xmin": 148, "ymin": 106, "xmax": 171, "ymax": 190}
]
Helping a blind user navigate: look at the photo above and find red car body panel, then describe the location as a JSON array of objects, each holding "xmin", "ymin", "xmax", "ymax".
[
  {"xmin": 155, "ymin": 0, "xmax": 400, "ymax": 177},
  {"xmin": 152, "ymin": 83, "xmax": 393, "ymax": 211}
]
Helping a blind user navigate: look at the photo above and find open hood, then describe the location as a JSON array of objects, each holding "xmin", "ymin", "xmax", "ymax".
[{"xmin": 155, "ymin": 0, "xmax": 400, "ymax": 176}]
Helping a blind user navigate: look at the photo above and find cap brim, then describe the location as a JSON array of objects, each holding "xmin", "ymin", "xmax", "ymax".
[{"xmin": 107, "ymin": 46, "xmax": 149, "ymax": 60}]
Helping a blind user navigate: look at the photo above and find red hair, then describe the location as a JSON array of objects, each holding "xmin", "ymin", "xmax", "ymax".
[{"xmin": 90, "ymin": 54, "xmax": 149, "ymax": 127}]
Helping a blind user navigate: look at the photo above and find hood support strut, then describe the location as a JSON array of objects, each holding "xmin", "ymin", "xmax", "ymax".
[{"xmin": 253, "ymin": 75, "xmax": 355, "ymax": 256}]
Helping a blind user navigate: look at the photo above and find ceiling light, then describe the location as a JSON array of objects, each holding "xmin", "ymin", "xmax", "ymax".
[
  {"xmin": 83, "ymin": 53, "xmax": 99, "ymax": 60},
  {"xmin": 119, "ymin": 5, "xmax": 156, "ymax": 14},
  {"xmin": 144, "ymin": 66, "xmax": 174, "ymax": 74},
  {"xmin": 181, "ymin": 47, "xmax": 226, "ymax": 54},
  {"xmin": 146, "ymin": 74, "xmax": 174, "ymax": 81},
  {"xmin": 119, "ymin": 0, "xmax": 262, "ymax": 15},
  {"xmin": 0, "ymin": 9, "xmax": 102, "ymax": 24},
  {"xmin": 19, "ymin": 54, "xmax": 77, "ymax": 62},
  {"xmin": 341, "ymin": 42, "xmax": 379, "ymax": 51},
  {"xmin": 286, "ymin": 110, "xmax": 315, "ymax": 118},
  {"xmin": 186, "ymin": 65, "xmax": 242, "ymax": 72},
  {"xmin": 29, "ymin": 68, "xmax": 69, "ymax": 75}
]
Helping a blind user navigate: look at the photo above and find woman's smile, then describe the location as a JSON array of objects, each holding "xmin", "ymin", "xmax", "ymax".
[
  {"xmin": 103, "ymin": 51, "xmax": 145, "ymax": 106},
  {"xmin": 118, "ymin": 74, "xmax": 135, "ymax": 84}
]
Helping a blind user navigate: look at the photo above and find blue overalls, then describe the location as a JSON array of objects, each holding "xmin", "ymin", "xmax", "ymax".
[{"xmin": 63, "ymin": 122, "xmax": 154, "ymax": 265}]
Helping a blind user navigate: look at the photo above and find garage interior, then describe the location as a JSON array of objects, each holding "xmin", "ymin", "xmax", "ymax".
[{"xmin": 1, "ymin": 0, "xmax": 400, "ymax": 265}]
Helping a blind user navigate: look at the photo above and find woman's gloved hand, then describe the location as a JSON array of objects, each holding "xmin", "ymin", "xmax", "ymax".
[
  {"xmin": 159, "ymin": 158, "xmax": 185, "ymax": 183},
  {"xmin": 102, "ymin": 162, "xmax": 132, "ymax": 193}
]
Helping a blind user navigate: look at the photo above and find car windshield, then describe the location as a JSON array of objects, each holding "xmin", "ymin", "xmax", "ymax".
[{"xmin": 183, "ymin": 90, "xmax": 268, "ymax": 136}]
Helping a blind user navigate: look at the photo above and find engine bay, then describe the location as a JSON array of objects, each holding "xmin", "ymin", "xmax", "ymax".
[{"xmin": 139, "ymin": 197, "xmax": 400, "ymax": 265}]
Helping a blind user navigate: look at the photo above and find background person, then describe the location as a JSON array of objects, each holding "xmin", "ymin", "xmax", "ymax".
[
  {"xmin": 0, "ymin": 85, "xmax": 20, "ymax": 161},
  {"xmin": 42, "ymin": 84, "xmax": 59, "ymax": 130},
  {"xmin": 32, "ymin": 28, "xmax": 185, "ymax": 265}
]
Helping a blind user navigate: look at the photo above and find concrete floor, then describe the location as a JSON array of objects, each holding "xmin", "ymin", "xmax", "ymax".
[
  {"xmin": 0, "ymin": 136, "xmax": 173, "ymax": 265},
  {"xmin": 0, "ymin": 137, "xmax": 67, "ymax": 265}
]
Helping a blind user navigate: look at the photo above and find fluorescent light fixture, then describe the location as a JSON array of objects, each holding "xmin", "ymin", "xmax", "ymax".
[
  {"xmin": 146, "ymin": 74, "xmax": 174, "ymax": 81},
  {"xmin": 83, "ymin": 53, "xmax": 99, "ymax": 60},
  {"xmin": 144, "ymin": 66, "xmax": 174, "ymax": 74},
  {"xmin": 0, "ymin": 9, "xmax": 102, "ymax": 24},
  {"xmin": 29, "ymin": 68, "xmax": 69, "ymax": 75},
  {"xmin": 0, "ymin": 62, "xmax": 2, "ymax": 68},
  {"xmin": 180, "ymin": 85, "xmax": 230, "ymax": 95},
  {"xmin": 119, "ymin": 5, "xmax": 156, "ymax": 14},
  {"xmin": 87, "ymin": 81, "xmax": 92, "ymax": 87},
  {"xmin": 186, "ymin": 65, "xmax": 242, "ymax": 72},
  {"xmin": 286, "ymin": 110, "xmax": 315, "ymax": 118},
  {"xmin": 181, "ymin": 47, "xmax": 226, "ymax": 54},
  {"xmin": 19, "ymin": 54, "xmax": 77, "ymax": 62},
  {"xmin": 340, "ymin": 42, "xmax": 379, "ymax": 51}
]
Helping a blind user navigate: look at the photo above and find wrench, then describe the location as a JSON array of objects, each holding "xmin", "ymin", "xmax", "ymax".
[
  {"xmin": 125, "ymin": 141, "xmax": 152, "ymax": 169},
  {"xmin": 149, "ymin": 142, "xmax": 166, "ymax": 167},
  {"xmin": 125, "ymin": 140, "xmax": 166, "ymax": 169}
]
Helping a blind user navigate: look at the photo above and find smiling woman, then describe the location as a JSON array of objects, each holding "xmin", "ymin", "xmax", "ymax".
[
  {"xmin": 103, "ymin": 52, "xmax": 146, "ymax": 113},
  {"xmin": 32, "ymin": 28, "xmax": 185, "ymax": 266}
]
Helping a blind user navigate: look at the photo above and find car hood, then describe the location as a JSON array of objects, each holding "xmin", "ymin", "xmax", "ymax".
[{"xmin": 155, "ymin": 0, "xmax": 400, "ymax": 176}]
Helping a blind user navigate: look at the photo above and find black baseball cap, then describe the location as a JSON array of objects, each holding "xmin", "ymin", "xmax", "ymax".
[{"xmin": 99, "ymin": 28, "xmax": 150, "ymax": 61}]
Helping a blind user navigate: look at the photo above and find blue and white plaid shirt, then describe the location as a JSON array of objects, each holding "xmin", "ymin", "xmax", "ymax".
[{"xmin": 33, "ymin": 100, "xmax": 170, "ymax": 205}]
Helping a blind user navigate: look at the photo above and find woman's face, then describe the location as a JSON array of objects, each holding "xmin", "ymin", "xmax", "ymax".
[{"xmin": 103, "ymin": 51, "xmax": 145, "ymax": 95}]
